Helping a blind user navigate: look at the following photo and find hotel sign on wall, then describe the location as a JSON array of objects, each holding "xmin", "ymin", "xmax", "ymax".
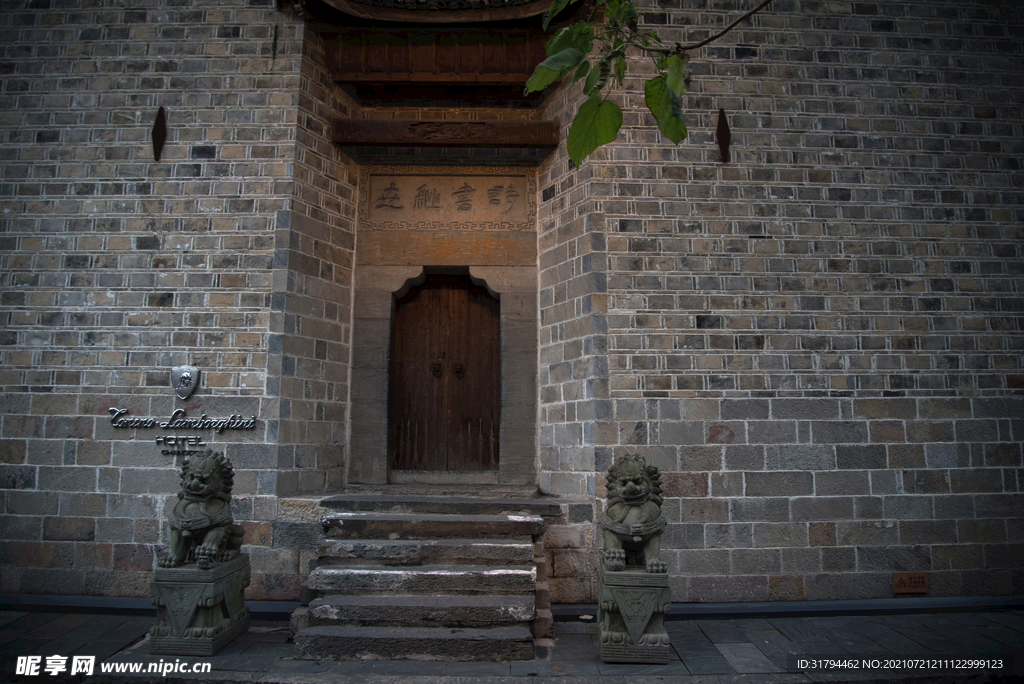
[{"xmin": 106, "ymin": 366, "xmax": 258, "ymax": 456}]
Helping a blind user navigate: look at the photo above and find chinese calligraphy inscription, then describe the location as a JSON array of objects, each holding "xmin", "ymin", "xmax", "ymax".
[
  {"xmin": 364, "ymin": 173, "xmax": 531, "ymax": 231},
  {"xmin": 375, "ymin": 182, "xmax": 404, "ymax": 210}
]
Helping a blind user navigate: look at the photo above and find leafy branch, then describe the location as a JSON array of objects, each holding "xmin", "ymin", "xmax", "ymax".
[{"xmin": 525, "ymin": 0, "xmax": 774, "ymax": 166}]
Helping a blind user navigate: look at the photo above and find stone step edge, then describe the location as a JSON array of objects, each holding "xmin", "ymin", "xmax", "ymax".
[
  {"xmin": 319, "ymin": 537, "xmax": 535, "ymax": 547},
  {"xmin": 308, "ymin": 564, "xmax": 536, "ymax": 576},
  {"xmin": 306, "ymin": 594, "xmax": 535, "ymax": 627},
  {"xmin": 320, "ymin": 494, "xmax": 563, "ymax": 516},
  {"xmin": 316, "ymin": 537, "xmax": 536, "ymax": 560},
  {"xmin": 305, "ymin": 564, "xmax": 537, "ymax": 596},
  {"xmin": 308, "ymin": 594, "xmax": 536, "ymax": 608},
  {"xmin": 293, "ymin": 624, "xmax": 535, "ymax": 662},
  {"xmin": 322, "ymin": 512, "xmax": 544, "ymax": 523},
  {"xmin": 320, "ymin": 512, "xmax": 544, "ymax": 539},
  {"xmin": 296, "ymin": 624, "xmax": 534, "ymax": 638}
]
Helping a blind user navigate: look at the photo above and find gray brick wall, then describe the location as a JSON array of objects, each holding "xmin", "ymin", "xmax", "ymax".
[
  {"xmin": 1, "ymin": 0, "xmax": 1022, "ymax": 605},
  {"xmin": 0, "ymin": 0, "xmax": 328, "ymax": 599},
  {"xmin": 269, "ymin": 29, "xmax": 359, "ymax": 496},
  {"xmin": 538, "ymin": 0, "xmax": 1024, "ymax": 602}
]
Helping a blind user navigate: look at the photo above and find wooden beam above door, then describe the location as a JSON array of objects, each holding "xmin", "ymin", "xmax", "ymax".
[
  {"xmin": 332, "ymin": 119, "xmax": 560, "ymax": 166},
  {"xmin": 333, "ymin": 119, "xmax": 558, "ymax": 148}
]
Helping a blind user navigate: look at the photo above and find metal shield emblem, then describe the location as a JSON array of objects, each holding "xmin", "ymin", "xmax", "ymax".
[{"xmin": 171, "ymin": 365, "xmax": 200, "ymax": 400}]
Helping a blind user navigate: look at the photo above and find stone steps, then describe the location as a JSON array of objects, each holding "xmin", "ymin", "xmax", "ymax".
[
  {"xmin": 294, "ymin": 624, "xmax": 535, "ymax": 662},
  {"xmin": 304, "ymin": 564, "xmax": 536, "ymax": 597},
  {"xmin": 306, "ymin": 594, "xmax": 535, "ymax": 628},
  {"xmin": 321, "ymin": 511, "xmax": 544, "ymax": 540},
  {"xmin": 293, "ymin": 498, "xmax": 548, "ymax": 661},
  {"xmin": 317, "ymin": 538, "xmax": 535, "ymax": 567}
]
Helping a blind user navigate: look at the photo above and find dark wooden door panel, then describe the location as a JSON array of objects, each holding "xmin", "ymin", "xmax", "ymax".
[
  {"xmin": 390, "ymin": 275, "xmax": 499, "ymax": 473},
  {"xmin": 447, "ymin": 283, "xmax": 500, "ymax": 470}
]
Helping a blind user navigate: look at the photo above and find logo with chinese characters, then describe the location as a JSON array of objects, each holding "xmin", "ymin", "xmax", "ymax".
[{"xmin": 171, "ymin": 365, "xmax": 200, "ymax": 400}]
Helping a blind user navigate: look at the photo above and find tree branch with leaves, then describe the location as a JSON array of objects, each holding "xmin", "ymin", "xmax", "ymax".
[{"xmin": 525, "ymin": 0, "xmax": 774, "ymax": 166}]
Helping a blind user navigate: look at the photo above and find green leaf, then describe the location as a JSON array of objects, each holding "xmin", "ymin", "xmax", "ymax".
[
  {"xmin": 541, "ymin": 47, "xmax": 587, "ymax": 72},
  {"xmin": 624, "ymin": 3, "xmax": 638, "ymax": 31},
  {"xmin": 644, "ymin": 75, "xmax": 688, "ymax": 144},
  {"xmin": 584, "ymin": 55, "xmax": 611, "ymax": 95},
  {"xmin": 613, "ymin": 53, "xmax": 626, "ymax": 85},
  {"xmin": 542, "ymin": 0, "xmax": 571, "ymax": 30},
  {"xmin": 573, "ymin": 60, "xmax": 590, "ymax": 85},
  {"xmin": 546, "ymin": 22, "xmax": 594, "ymax": 58},
  {"xmin": 567, "ymin": 95, "xmax": 623, "ymax": 166},
  {"xmin": 524, "ymin": 48, "xmax": 585, "ymax": 93},
  {"xmin": 606, "ymin": 0, "xmax": 638, "ymax": 31},
  {"xmin": 666, "ymin": 53, "xmax": 687, "ymax": 95},
  {"xmin": 585, "ymin": 54, "xmax": 606, "ymax": 95},
  {"xmin": 583, "ymin": 60, "xmax": 600, "ymax": 94}
]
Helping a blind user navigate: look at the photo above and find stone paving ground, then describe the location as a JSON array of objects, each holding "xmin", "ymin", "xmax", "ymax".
[{"xmin": 0, "ymin": 608, "xmax": 1022, "ymax": 683}]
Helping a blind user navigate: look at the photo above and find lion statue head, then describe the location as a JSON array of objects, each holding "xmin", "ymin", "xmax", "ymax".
[
  {"xmin": 178, "ymin": 449, "xmax": 234, "ymax": 502},
  {"xmin": 600, "ymin": 453, "xmax": 667, "ymax": 573},
  {"xmin": 606, "ymin": 453, "xmax": 663, "ymax": 510},
  {"xmin": 161, "ymin": 449, "xmax": 242, "ymax": 569}
]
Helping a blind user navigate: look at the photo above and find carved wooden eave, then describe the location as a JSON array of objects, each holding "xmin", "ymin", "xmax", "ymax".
[
  {"xmin": 288, "ymin": 0, "xmax": 595, "ymax": 108},
  {"xmin": 321, "ymin": 28, "xmax": 551, "ymax": 108},
  {"xmin": 333, "ymin": 119, "xmax": 559, "ymax": 166},
  {"xmin": 324, "ymin": 29, "xmax": 547, "ymax": 86},
  {"xmin": 318, "ymin": 0, "xmax": 554, "ymax": 23}
]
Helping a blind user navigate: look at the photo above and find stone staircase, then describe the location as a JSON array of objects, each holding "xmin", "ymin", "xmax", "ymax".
[{"xmin": 291, "ymin": 489, "xmax": 559, "ymax": 662}]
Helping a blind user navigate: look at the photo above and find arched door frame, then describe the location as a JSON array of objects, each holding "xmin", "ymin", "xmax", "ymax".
[
  {"xmin": 347, "ymin": 264, "xmax": 538, "ymax": 486},
  {"xmin": 388, "ymin": 270, "xmax": 501, "ymax": 477}
]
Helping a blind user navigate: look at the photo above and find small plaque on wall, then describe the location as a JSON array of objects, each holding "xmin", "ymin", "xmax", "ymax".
[{"xmin": 893, "ymin": 572, "xmax": 928, "ymax": 594}]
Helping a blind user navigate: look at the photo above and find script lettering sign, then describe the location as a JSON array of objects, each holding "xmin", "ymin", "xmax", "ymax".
[
  {"xmin": 108, "ymin": 408, "xmax": 257, "ymax": 432},
  {"xmin": 107, "ymin": 408, "xmax": 258, "ymax": 456}
]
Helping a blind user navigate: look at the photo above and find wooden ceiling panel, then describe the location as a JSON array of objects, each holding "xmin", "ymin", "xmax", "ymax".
[{"xmin": 323, "ymin": 29, "xmax": 548, "ymax": 85}]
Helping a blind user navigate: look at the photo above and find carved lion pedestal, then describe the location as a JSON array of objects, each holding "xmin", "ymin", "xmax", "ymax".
[
  {"xmin": 597, "ymin": 563, "xmax": 671, "ymax": 663},
  {"xmin": 149, "ymin": 450, "xmax": 250, "ymax": 656},
  {"xmin": 596, "ymin": 453, "xmax": 672, "ymax": 663},
  {"xmin": 149, "ymin": 554, "xmax": 251, "ymax": 656}
]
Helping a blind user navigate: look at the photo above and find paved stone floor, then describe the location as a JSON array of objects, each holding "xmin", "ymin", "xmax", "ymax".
[{"xmin": 1, "ymin": 608, "xmax": 1022, "ymax": 682}]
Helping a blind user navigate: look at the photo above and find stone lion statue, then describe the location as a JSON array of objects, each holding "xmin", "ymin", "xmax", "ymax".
[
  {"xmin": 159, "ymin": 450, "xmax": 244, "ymax": 570},
  {"xmin": 599, "ymin": 453, "xmax": 667, "ymax": 573}
]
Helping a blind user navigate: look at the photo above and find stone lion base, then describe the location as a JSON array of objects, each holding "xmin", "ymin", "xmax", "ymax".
[
  {"xmin": 149, "ymin": 553, "xmax": 251, "ymax": 656},
  {"xmin": 597, "ymin": 561, "xmax": 671, "ymax": 664}
]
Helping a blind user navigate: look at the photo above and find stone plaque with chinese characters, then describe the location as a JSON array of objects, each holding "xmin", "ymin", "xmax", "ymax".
[{"xmin": 363, "ymin": 172, "xmax": 532, "ymax": 231}]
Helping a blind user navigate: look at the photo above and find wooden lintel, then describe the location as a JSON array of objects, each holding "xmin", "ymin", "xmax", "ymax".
[{"xmin": 332, "ymin": 119, "xmax": 560, "ymax": 149}]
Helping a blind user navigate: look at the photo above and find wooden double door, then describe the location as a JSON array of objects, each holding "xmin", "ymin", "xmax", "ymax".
[{"xmin": 389, "ymin": 275, "xmax": 500, "ymax": 473}]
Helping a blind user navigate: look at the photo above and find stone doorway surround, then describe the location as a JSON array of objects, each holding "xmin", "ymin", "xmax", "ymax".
[{"xmin": 347, "ymin": 166, "xmax": 538, "ymax": 486}]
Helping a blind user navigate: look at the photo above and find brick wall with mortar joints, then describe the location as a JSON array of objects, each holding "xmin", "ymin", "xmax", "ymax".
[
  {"xmin": 537, "ymin": 71, "xmax": 601, "ymax": 499},
  {"xmin": 599, "ymin": 0, "xmax": 1024, "ymax": 399},
  {"xmin": 535, "ymin": 58, "xmax": 615, "ymax": 603},
  {"xmin": 539, "ymin": 0, "xmax": 1024, "ymax": 602},
  {"xmin": 269, "ymin": 25, "xmax": 359, "ymax": 498},
  {"xmin": 0, "ymin": 0, "xmax": 318, "ymax": 599}
]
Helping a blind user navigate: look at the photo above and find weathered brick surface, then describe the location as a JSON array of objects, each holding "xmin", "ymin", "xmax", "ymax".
[
  {"xmin": 1, "ymin": 0, "xmax": 1022, "ymax": 604},
  {"xmin": 538, "ymin": 0, "xmax": 1024, "ymax": 602},
  {"xmin": 0, "ymin": 0, "xmax": 345, "ymax": 598}
]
